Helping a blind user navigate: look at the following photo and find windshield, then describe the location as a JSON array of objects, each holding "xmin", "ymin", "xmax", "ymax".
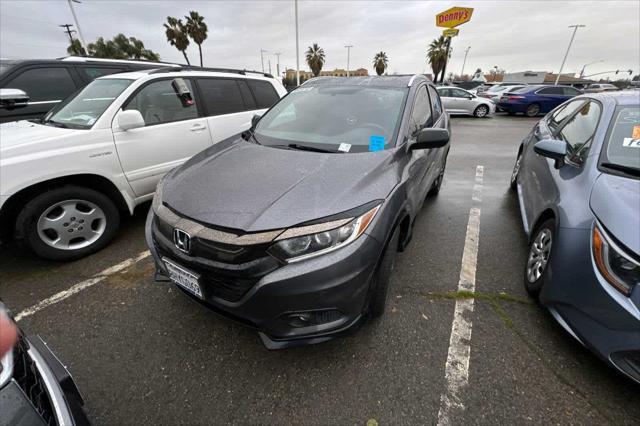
[
  {"xmin": 601, "ymin": 106, "xmax": 640, "ymax": 173},
  {"xmin": 44, "ymin": 78, "xmax": 133, "ymax": 129},
  {"xmin": 0, "ymin": 60, "xmax": 18, "ymax": 76},
  {"xmin": 254, "ymin": 85, "xmax": 408, "ymax": 153}
]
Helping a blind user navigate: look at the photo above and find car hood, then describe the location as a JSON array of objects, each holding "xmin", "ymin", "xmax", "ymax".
[
  {"xmin": 0, "ymin": 120, "xmax": 78, "ymax": 151},
  {"xmin": 162, "ymin": 139, "xmax": 400, "ymax": 232},
  {"xmin": 590, "ymin": 172, "xmax": 640, "ymax": 254}
]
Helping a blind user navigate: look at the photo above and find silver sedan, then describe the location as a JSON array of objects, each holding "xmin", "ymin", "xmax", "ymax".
[{"xmin": 436, "ymin": 86, "xmax": 496, "ymax": 118}]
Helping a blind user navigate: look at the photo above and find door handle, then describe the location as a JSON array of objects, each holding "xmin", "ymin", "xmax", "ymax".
[{"xmin": 190, "ymin": 123, "xmax": 206, "ymax": 131}]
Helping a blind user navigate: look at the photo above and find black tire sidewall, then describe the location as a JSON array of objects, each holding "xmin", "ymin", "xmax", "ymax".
[
  {"xmin": 524, "ymin": 219, "xmax": 555, "ymax": 299},
  {"xmin": 510, "ymin": 152, "xmax": 522, "ymax": 190},
  {"xmin": 17, "ymin": 186, "xmax": 120, "ymax": 261},
  {"xmin": 367, "ymin": 226, "xmax": 400, "ymax": 318},
  {"xmin": 525, "ymin": 103, "xmax": 540, "ymax": 117}
]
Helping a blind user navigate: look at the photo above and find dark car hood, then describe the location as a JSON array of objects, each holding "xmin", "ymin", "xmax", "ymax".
[
  {"xmin": 162, "ymin": 139, "xmax": 400, "ymax": 232},
  {"xmin": 590, "ymin": 173, "xmax": 640, "ymax": 254}
]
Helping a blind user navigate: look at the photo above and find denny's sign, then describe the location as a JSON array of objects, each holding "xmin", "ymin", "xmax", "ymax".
[{"xmin": 435, "ymin": 7, "xmax": 474, "ymax": 28}]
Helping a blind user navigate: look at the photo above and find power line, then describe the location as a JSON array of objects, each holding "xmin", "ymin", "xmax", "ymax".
[{"xmin": 59, "ymin": 24, "xmax": 76, "ymax": 44}]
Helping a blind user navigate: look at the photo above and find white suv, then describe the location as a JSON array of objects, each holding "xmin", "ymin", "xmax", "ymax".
[{"xmin": 0, "ymin": 67, "xmax": 287, "ymax": 260}]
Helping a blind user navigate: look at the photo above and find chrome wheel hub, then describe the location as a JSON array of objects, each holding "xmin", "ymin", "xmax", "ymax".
[
  {"xmin": 37, "ymin": 199, "xmax": 106, "ymax": 250},
  {"xmin": 476, "ymin": 106, "xmax": 488, "ymax": 117},
  {"xmin": 526, "ymin": 228, "xmax": 552, "ymax": 283}
]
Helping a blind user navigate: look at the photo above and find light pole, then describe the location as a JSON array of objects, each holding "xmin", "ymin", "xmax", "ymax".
[
  {"xmin": 460, "ymin": 46, "xmax": 470, "ymax": 78},
  {"xmin": 579, "ymin": 60, "xmax": 604, "ymax": 78},
  {"xmin": 294, "ymin": 0, "xmax": 300, "ymax": 86},
  {"xmin": 67, "ymin": 0, "xmax": 87, "ymax": 54},
  {"xmin": 344, "ymin": 45, "xmax": 353, "ymax": 77},
  {"xmin": 555, "ymin": 24, "xmax": 585, "ymax": 85},
  {"xmin": 274, "ymin": 52, "xmax": 282, "ymax": 78},
  {"xmin": 260, "ymin": 49, "xmax": 267, "ymax": 73}
]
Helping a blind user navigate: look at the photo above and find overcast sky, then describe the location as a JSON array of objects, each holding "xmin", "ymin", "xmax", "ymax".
[{"xmin": 1, "ymin": 0, "xmax": 638, "ymax": 80}]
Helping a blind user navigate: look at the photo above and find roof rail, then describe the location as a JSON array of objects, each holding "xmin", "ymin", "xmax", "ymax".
[
  {"xmin": 148, "ymin": 66, "xmax": 274, "ymax": 78},
  {"xmin": 59, "ymin": 56, "xmax": 181, "ymax": 67},
  {"xmin": 407, "ymin": 74, "xmax": 423, "ymax": 87}
]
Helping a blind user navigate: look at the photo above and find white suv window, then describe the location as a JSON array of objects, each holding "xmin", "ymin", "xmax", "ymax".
[{"xmin": 124, "ymin": 79, "xmax": 198, "ymax": 126}]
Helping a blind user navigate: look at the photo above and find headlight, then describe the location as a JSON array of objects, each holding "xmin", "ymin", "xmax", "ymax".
[
  {"xmin": 592, "ymin": 223, "xmax": 640, "ymax": 296},
  {"xmin": 269, "ymin": 204, "xmax": 381, "ymax": 262}
]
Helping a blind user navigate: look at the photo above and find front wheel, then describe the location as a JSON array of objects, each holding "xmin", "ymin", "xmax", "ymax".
[
  {"xmin": 367, "ymin": 227, "xmax": 400, "ymax": 318},
  {"xmin": 16, "ymin": 186, "xmax": 120, "ymax": 261},
  {"xmin": 524, "ymin": 219, "xmax": 555, "ymax": 299},
  {"xmin": 474, "ymin": 104, "xmax": 490, "ymax": 118},
  {"xmin": 510, "ymin": 151, "xmax": 523, "ymax": 191}
]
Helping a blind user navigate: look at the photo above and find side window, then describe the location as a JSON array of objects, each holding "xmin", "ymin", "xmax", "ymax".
[
  {"xmin": 547, "ymin": 100, "xmax": 586, "ymax": 132},
  {"xmin": 6, "ymin": 67, "xmax": 77, "ymax": 102},
  {"xmin": 79, "ymin": 67, "xmax": 125, "ymax": 81},
  {"xmin": 246, "ymin": 80, "xmax": 279, "ymax": 109},
  {"xmin": 197, "ymin": 78, "xmax": 246, "ymax": 116},
  {"xmin": 124, "ymin": 79, "xmax": 197, "ymax": 126},
  {"xmin": 563, "ymin": 87, "xmax": 581, "ymax": 96},
  {"xmin": 409, "ymin": 86, "xmax": 432, "ymax": 137},
  {"xmin": 237, "ymin": 80, "xmax": 257, "ymax": 110},
  {"xmin": 557, "ymin": 101, "xmax": 602, "ymax": 164},
  {"xmin": 428, "ymin": 86, "xmax": 442, "ymax": 122},
  {"xmin": 437, "ymin": 88, "xmax": 450, "ymax": 98},
  {"xmin": 450, "ymin": 88, "xmax": 469, "ymax": 98},
  {"xmin": 538, "ymin": 87, "xmax": 564, "ymax": 95}
]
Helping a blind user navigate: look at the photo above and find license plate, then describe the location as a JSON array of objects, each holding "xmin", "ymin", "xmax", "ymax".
[{"xmin": 163, "ymin": 258, "xmax": 203, "ymax": 299}]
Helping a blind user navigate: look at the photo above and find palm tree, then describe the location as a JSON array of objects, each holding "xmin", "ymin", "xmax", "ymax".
[
  {"xmin": 427, "ymin": 36, "xmax": 448, "ymax": 83},
  {"xmin": 373, "ymin": 51, "xmax": 389, "ymax": 76},
  {"xmin": 305, "ymin": 43, "xmax": 325, "ymax": 77},
  {"xmin": 66, "ymin": 39, "xmax": 86, "ymax": 56},
  {"xmin": 185, "ymin": 11, "xmax": 208, "ymax": 67},
  {"xmin": 164, "ymin": 16, "xmax": 191, "ymax": 65}
]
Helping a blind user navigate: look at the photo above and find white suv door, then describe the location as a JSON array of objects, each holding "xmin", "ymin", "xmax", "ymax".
[{"xmin": 112, "ymin": 78, "xmax": 212, "ymax": 197}]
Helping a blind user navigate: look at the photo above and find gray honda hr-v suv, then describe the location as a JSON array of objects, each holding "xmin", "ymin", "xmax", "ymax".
[{"xmin": 146, "ymin": 75, "xmax": 450, "ymax": 348}]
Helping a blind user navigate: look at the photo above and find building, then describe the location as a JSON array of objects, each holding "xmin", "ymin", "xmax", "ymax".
[
  {"xmin": 502, "ymin": 71, "xmax": 593, "ymax": 87},
  {"xmin": 284, "ymin": 68, "xmax": 369, "ymax": 80}
]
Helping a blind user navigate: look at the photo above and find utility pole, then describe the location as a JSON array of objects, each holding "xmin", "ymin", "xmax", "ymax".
[
  {"xmin": 295, "ymin": 0, "xmax": 300, "ymax": 86},
  {"xmin": 274, "ymin": 52, "xmax": 282, "ymax": 78},
  {"xmin": 268, "ymin": 59, "xmax": 272, "ymax": 75},
  {"xmin": 260, "ymin": 49, "xmax": 267, "ymax": 73},
  {"xmin": 579, "ymin": 59, "xmax": 604, "ymax": 78},
  {"xmin": 555, "ymin": 24, "xmax": 585, "ymax": 85},
  {"xmin": 345, "ymin": 45, "xmax": 353, "ymax": 77},
  {"xmin": 460, "ymin": 46, "xmax": 470, "ymax": 78},
  {"xmin": 59, "ymin": 24, "xmax": 76, "ymax": 44},
  {"xmin": 67, "ymin": 0, "xmax": 87, "ymax": 53}
]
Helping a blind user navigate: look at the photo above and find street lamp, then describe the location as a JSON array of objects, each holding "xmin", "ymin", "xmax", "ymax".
[
  {"xmin": 260, "ymin": 49, "xmax": 267, "ymax": 73},
  {"xmin": 67, "ymin": 0, "xmax": 87, "ymax": 53},
  {"xmin": 345, "ymin": 45, "xmax": 353, "ymax": 77},
  {"xmin": 294, "ymin": 0, "xmax": 300, "ymax": 86},
  {"xmin": 579, "ymin": 60, "xmax": 604, "ymax": 78},
  {"xmin": 555, "ymin": 24, "xmax": 586, "ymax": 85},
  {"xmin": 460, "ymin": 46, "xmax": 470, "ymax": 78},
  {"xmin": 274, "ymin": 52, "xmax": 282, "ymax": 78}
]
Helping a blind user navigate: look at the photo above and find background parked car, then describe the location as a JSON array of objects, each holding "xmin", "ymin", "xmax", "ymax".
[
  {"xmin": 0, "ymin": 56, "xmax": 180, "ymax": 123},
  {"xmin": 0, "ymin": 67, "xmax": 286, "ymax": 261},
  {"xmin": 498, "ymin": 84, "xmax": 583, "ymax": 117},
  {"xmin": 436, "ymin": 86, "xmax": 495, "ymax": 117},
  {"xmin": 510, "ymin": 92, "xmax": 640, "ymax": 384},
  {"xmin": 478, "ymin": 84, "xmax": 527, "ymax": 105},
  {"xmin": 584, "ymin": 83, "xmax": 619, "ymax": 93}
]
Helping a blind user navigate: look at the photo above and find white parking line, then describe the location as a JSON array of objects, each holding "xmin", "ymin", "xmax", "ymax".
[
  {"xmin": 437, "ymin": 165, "xmax": 483, "ymax": 426},
  {"xmin": 14, "ymin": 251, "xmax": 150, "ymax": 322}
]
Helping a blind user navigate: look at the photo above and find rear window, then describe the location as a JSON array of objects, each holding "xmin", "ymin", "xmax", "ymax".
[
  {"xmin": 197, "ymin": 78, "xmax": 246, "ymax": 116},
  {"xmin": 602, "ymin": 106, "xmax": 640, "ymax": 172},
  {"xmin": 512, "ymin": 87, "xmax": 533, "ymax": 94},
  {"xmin": 247, "ymin": 80, "xmax": 279, "ymax": 109}
]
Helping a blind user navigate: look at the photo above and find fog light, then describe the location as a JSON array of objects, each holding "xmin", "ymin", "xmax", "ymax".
[{"xmin": 285, "ymin": 310, "xmax": 344, "ymax": 327}]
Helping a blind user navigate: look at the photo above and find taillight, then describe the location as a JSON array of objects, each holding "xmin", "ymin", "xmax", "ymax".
[{"xmin": 508, "ymin": 95, "xmax": 525, "ymax": 101}]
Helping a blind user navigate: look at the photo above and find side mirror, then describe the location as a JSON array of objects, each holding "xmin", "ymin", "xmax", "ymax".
[
  {"xmin": 468, "ymin": 94, "xmax": 475, "ymax": 99},
  {"xmin": 0, "ymin": 88, "xmax": 29, "ymax": 109},
  {"xmin": 534, "ymin": 139, "xmax": 566, "ymax": 168},
  {"xmin": 251, "ymin": 113, "xmax": 263, "ymax": 129},
  {"xmin": 411, "ymin": 128, "xmax": 450, "ymax": 150},
  {"xmin": 117, "ymin": 109, "xmax": 145, "ymax": 131}
]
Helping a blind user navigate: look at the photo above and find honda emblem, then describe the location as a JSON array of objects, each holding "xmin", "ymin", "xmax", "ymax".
[{"xmin": 173, "ymin": 228, "xmax": 191, "ymax": 254}]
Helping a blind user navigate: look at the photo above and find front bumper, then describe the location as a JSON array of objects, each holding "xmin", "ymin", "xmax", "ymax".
[
  {"xmin": 540, "ymin": 227, "xmax": 640, "ymax": 383},
  {"xmin": 0, "ymin": 335, "xmax": 89, "ymax": 426},
  {"xmin": 145, "ymin": 209, "xmax": 383, "ymax": 348}
]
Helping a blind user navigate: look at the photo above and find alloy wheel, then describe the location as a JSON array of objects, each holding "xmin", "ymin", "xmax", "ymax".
[
  {"xmin": 37, "ymin": 199, "xmax": 107, "ymax": 250},
  {"xmin": 475, "ymin": 105, "xmax": 489, "ymax": 118},
  {"xmin": 526, "ymin": 228, "xmax": 552, "ymax": 283}
]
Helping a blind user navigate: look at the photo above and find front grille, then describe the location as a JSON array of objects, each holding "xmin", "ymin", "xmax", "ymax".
[{"xmin": 13, "ymin": 337, "xmax": 57, "ymax": 425}]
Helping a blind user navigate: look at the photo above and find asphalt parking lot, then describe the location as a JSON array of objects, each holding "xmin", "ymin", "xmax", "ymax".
[{"xmin": 1, "ymin": 114, "xmax": 638, "ymax": 425}]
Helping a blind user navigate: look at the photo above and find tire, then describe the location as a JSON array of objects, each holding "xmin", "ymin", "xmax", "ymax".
[
  {"xmin": 510, "ymin": 151, "xmax": 523, "ymax": 191},
  {"xmin": 524, "ymin": 219, "xmax": 554, "ymax": 299},
  {"xmin": 525, "ymin": 103, "xmax": 540, "ymax": 117},
  {"xmin": 367, "ymin": 226, "xmax": 400, "ymax": 318},
  {"xmin": 429, "ymin": 152, "xmax": 448, "ymax": 196},
  {"xmin": 16, "ymin": 186, "xmax": 120, "ymax": 261},
  {"xmin": 507, "ymin": 111, "xmax": 516, "ymax": 116},
  {"xmin": 474, "ymin": 104, "xmax": 490, "ymax": 118}
]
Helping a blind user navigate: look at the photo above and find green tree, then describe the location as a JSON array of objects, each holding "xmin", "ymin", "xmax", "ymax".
[
  {"xmin": 305, "ymin": 43, "xmax": 325, "ymax": 77},
  {"xmin": 427, "ymin": 36, "xmax": 448, "ymax": 83},
  {"xmin": 164, "ymin": 16, "xmax": 191, "ymax": 65},
  {"xmin": 373, "ymin": 51, "xmax": 389, "ymax": 76},
  {"xmin": 185, "ymin": 11, "xmax": 208, "ymax": 67},
  {"xmin": 83, "ymin": 34, "xmax": 159, "ymax": 60},
  {"xmin": 66, "ymin": 39, "xmax": 86, "ymax": 56}
]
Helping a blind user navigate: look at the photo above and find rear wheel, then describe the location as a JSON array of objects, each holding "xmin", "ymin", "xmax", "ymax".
[
  {"xmin": 525, "ymin": 103, "xmax": 540, "ymax": 117},
  {"xmin": 474, "ymin": 104, "xmax": 490, "ymax": 118},
  {"xmin": 367, "ymin": 227, "xmax": 400, "ymax": 318},
  {"xmin": 510, "ymin": 151, "xmax": 523, "ymax": 190},
  {"xmin": 429, "ymin": 153, "xmax": 448, "ymax": 197},
  {"xmin": 16, "ymin": 186, "xmax": 120, "ymax": 261},
  {"xmin": 524, "ymin": 219, "xmax": 554, "ymax": 299}
]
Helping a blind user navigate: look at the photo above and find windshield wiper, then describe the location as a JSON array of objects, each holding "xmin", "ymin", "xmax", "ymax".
[
  {"xmin": 601, "ymin": 162, "xmax": 640, "ymax": 177},
  {"xmin": 282, "ymin": 143, "xmax": 342, "ymax": 153},
  {"xmin": 42, "ymin": 118, "xmax": 69, "ymax": 128}
]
